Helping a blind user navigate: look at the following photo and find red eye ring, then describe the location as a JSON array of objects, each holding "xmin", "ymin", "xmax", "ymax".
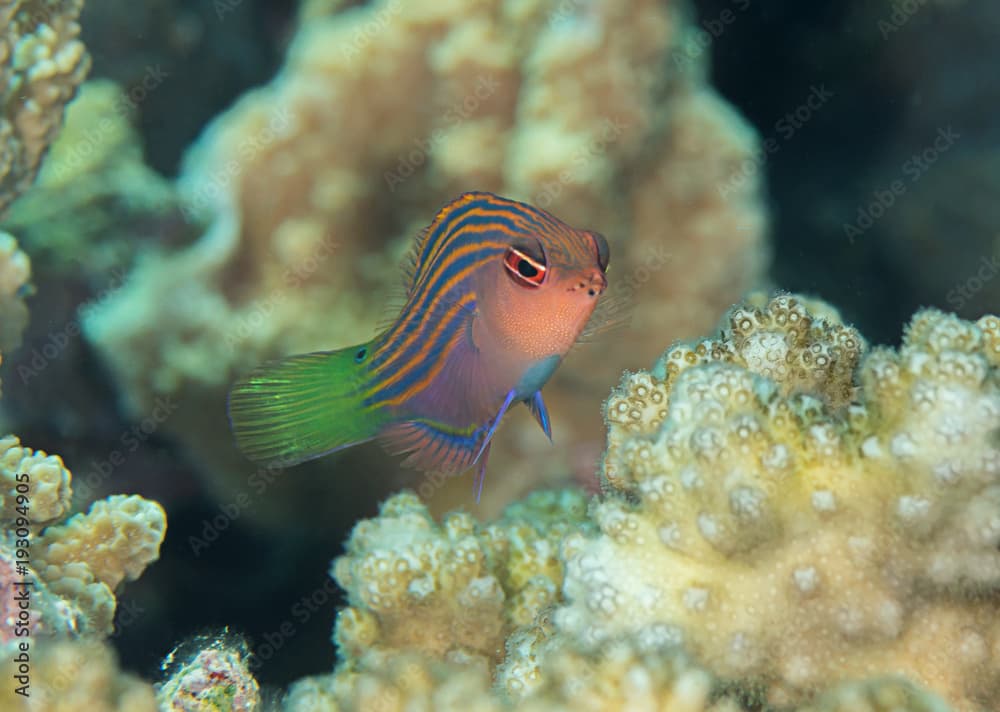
[{"xmin": 503, "ymin": 247, "xmax": 547, "ymax": 287}]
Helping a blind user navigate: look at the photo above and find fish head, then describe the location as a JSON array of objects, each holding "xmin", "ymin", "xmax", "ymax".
[{"xmin": 479, "ymin": 225, "xmax": 609, "ymax": 363}]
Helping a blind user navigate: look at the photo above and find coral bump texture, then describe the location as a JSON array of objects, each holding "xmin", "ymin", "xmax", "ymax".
[
  {"xmin": 0, "ymin": 0, "xmax": 91, "ymax": 216},
  {"xmin": 295, "ymin": 293, "xmax": 997, "ymax": 711},
  {"xmin": 557, "ymin": 295, "xmax": 1000, "ymax": 708}
]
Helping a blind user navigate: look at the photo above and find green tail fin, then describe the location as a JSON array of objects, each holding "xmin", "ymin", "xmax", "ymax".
[{"xmin": 228, "ymin": 345, "xmax": 384, "ymax": 467}]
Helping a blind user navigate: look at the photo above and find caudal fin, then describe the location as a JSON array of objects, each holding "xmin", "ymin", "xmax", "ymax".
[{"xmin": 227, "ymin": 346, "xmax": 385, "ymax": 467}]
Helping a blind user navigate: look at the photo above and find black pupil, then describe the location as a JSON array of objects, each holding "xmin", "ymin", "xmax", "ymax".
[
  {"xmin": 517, "ymin": 259, "xmax": 538, "ymax": 279},
  {"xmin": 354, "ymin": 347, "xmax": 367, "ymax": 362}
]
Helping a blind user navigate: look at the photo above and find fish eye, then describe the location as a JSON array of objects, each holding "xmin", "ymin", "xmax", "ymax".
[
  {"xmin": 591, "ymin": 231, "xmax": 610, "ymax": 272},
  {"xmin": 503, "ymin": 246, "xmax": 547, "ymax": 287}
]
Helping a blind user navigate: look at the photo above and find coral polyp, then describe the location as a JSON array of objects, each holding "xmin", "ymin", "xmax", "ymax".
[
  {"xmin": 562, "ymin": 295, "xmax": 1000, "ymax": 708},
  {"xmin": 282, "ymin": 294, "xmax": 1000, "ymax": 710}
]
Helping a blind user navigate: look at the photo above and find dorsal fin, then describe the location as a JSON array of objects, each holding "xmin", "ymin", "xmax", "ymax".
[
  {"xmin": 399, "ymin": 225, "xmax": 430, "ymax": 297},
  {"xmin": 374, "ymin": 225, "xmax": 428, "ymax": 334}
]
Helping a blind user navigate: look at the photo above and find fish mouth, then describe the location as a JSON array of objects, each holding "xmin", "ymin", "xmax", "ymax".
[
  {"xmin": 588, "ymin": 270, "xmax": 608, "ymax": 296},
  {"xmin": 569, "ymin": 268, "xmax": 607, "ymax": 297}
]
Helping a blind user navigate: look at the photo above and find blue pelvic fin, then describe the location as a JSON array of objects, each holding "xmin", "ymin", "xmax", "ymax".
[
  {"xmin": 526, "ymin": 390, "xmax": 552, "ymax": 442},
  {"xmin": 471, "ymin": 388, "xmax": 517, "ymax": 502},
  {"xmin": 474, "ymin": 440, "xmax": 492, "ymax": 504}
]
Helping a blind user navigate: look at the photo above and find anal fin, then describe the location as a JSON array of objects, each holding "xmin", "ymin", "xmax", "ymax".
[
  {"xmin": 379, "ymin": 420, "xmax": 482, "ymax": 475},
  {"xmin": 380, "ymin": 389, "xmax": 519, "ymax": 503}
]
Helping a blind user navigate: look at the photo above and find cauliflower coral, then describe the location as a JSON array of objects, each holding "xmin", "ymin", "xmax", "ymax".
[
  {"xmin": 314, "ymin": 294, "xmax": 998, "ymax": 712},
  {"xmin": 551, "ymin": 294, "xmax": 1000, "ymax": 709}
]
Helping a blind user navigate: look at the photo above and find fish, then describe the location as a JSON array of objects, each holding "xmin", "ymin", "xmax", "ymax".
[{"xmin": 227, "ymin": 191, "xmax": 609, "ymax": 501}]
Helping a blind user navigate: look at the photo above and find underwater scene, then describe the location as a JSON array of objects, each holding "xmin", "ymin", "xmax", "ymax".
[{"xmin": 1, "ymin": 0, "xmax": 999, "ymax": 710}]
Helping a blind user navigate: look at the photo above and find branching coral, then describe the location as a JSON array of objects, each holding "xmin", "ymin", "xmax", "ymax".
[
  {"xmin": 799, "ymin": 678, "xmax": 951, "ymax": 712},
  {"xmin": 297, "ymin": 294, "xmax": 994, "ymax": 712},
  {"xmin": 553, "ymin": 294, "xmax": 1000, "ymax": 709},
  {"xmin": 2, "ymin": 79, "xmax": 184, "ymax": 277},
  {"xmin": 333, "ymin": 492, "xmax": 508, "ymax": 665},
  {"xmin": 0, "ymin": 0, "xmax": 91, "ymax": 217},
  {"xmin": 284, "ymin": 652, "xmax": 502, "ymax": 712},
  {"xmin": 81, "ymin": 0, "xmax": 768, "ymax": 524},
  {"xmin": 286, "ymin": 640, "xmax": 735, "ymax": 712},
  {"xmin": 0, "ymin": 231, "xmax": 31, "ymax": 354},
  {"xmin": 332, "ymin": 489, "xmax": 590, "ymax": 668},
  {"xmin": 0, "ymin": 434, "xmax": 71, "ymax": 527},
  {"xmin": 290, "ymin": 487, "xmax": 736, "ymax": 711},
  {"xmin": 0, "ymin": 638, "xmax": 158, "ymax": 711},
  {"xmin": 33, "ymin": 494, "xmax": 167, "ymax": 634},
  {"xmin": 0, "ymin": 547, "xmax": 77, "ymax": 643},
  {"xmin": 0, "ymin": 436, "xmax": 167, "ymax": 636},
  {"xmin": 0, "ymin": 433, "xmax": 167, "ymax": 708}
]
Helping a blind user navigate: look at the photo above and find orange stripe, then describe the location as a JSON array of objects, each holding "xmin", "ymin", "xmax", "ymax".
[
  {"xmin": 374, "ymin": 240, "xmax": 503, "ymax": 370},
  {"xmin": 419, "ymin": 200, "xmax": 529, "ymax": 265},
  {"xmin": 370, "ymin": 248, "xmax": 495, "ymax": 394},
  {"xmin": 372, "ymin": 237, "xmax": 507, "ymax": 372},
  {"xmin": 410, "ymin": 226, "xmax": 511, "ymax": 303},
  {"xmin": 367, "ymin": 290, "xmax": 477, "ymax": 405},
  {"xmin": 411, "ymin": 206, "xmax": 530, "ymax": 293}
]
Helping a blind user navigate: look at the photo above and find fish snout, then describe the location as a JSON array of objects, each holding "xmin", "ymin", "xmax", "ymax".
[{"xmin": 579, "ymin": 268, "xmax": 607, "ymax": 298}]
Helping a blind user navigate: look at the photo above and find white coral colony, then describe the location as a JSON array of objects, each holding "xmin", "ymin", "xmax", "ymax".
[{"xmin": 568, "ymin": 295, "xmax": 1000, "ymax": 708}]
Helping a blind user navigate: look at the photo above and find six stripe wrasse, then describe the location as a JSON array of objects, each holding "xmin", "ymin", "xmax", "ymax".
[{"xmin": 227, "ymin": 191, "xmax": 610, "ymax": 502}]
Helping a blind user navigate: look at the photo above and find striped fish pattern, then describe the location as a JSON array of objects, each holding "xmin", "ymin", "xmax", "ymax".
[{"xmin": 228, "ymin": 191, "xmax": 609, "ymax": 501}]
